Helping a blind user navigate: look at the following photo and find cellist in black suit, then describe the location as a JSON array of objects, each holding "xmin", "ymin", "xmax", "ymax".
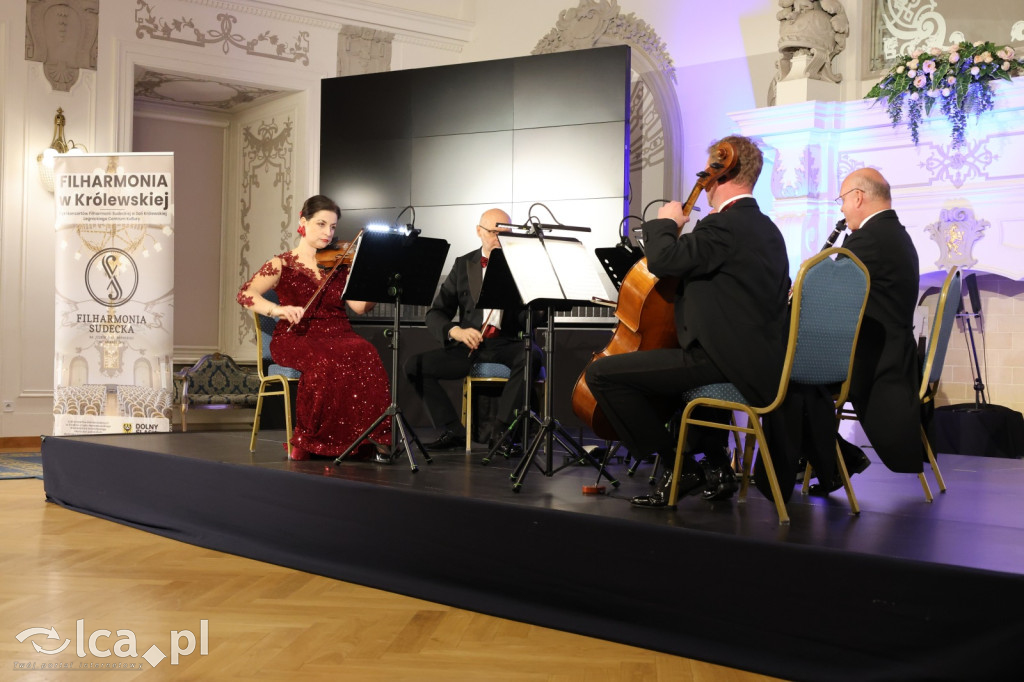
[{"xmin": 585, "ymin": 135, "xmax": 791, "ymax": 508}]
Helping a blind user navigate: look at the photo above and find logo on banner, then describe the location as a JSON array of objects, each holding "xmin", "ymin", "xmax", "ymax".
[{"xmin": 85, "ymin": 248, "xmax": 139, "ymax": 307}]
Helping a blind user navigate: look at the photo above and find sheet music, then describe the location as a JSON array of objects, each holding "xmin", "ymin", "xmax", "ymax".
[
  {"xmin": 339, "ymin": 233, "xmax": 365, "ymax": 299},
  {"xmin": 498, "ymin": 234, "xmax": 611, "ymax": 304}
]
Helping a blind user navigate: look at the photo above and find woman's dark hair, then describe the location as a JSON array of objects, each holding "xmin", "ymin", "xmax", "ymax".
[{"xmin": 299, "ymin": 194, "xmax": 341, "ymax": 220}]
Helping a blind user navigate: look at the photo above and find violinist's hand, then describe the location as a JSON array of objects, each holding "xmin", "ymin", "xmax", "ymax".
[
  {"xmin": 450, "ymin": 326, "xmax": 483, "ymax": 351},
  {"xmin": 274, "ymin": 305, "xmax": 305, "ymax": 325},
  {"xmin": 657, "ymin": 201, "xmax": 690, "ymax": 229}
]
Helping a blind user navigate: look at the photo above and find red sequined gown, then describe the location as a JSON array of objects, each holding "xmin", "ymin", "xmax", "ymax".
[{"xmin": 243, "ymin": 252, "xmax": 392, "ymax": 455}]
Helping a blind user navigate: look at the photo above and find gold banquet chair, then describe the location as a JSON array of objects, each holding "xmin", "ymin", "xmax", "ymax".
[
  {"xmin": 811, "ymin": 266, "xmax": 961, "ymax": 502},
  {"xmin": 667, "ymin": 248, "xmax": 870, "ymax": 524},
  {"xmin": 250, "ymin": 292, "xmax": 301, "ymax": 458},
  {"xmin": 460, "ymin": 362, "xmax": 512, "ymax": 453}
]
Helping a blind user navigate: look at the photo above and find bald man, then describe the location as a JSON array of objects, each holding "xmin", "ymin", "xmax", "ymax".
[
  {"xmin": 811, "ymin": 168, "xmax": 925, "ymax": 493},
  {"xmin": 404, "ymin": 208, "xmax": 542, "ymax": 454}
]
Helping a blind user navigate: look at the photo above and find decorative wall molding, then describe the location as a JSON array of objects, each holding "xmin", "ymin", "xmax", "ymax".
[
  {"xmin": 532, "ymin": 0, "xmax": 675, "ymax": 82},
  {"xmin": 189, "ymin": 0, "xmax": 343, "ymax": 30},
  {"xmin": 25, "ymin": 0, "xmax": 99, "ymax": 92},
  {"xmin": 135, "ymin": 69, "xmax": 280, "ymax": 110},
  {"xmin": 731, "ymin": 78, "xmax": 1024, "ymax": 280},
  {"xmin": 134, "ymin": 0, "xmax": 311, "ymax": 65},
  {"xmin": 770, "ymin": 144, "xmax": 823, "ymax": 199},
  {"xmin": 919, "ymin": 139, "xmax": 997, "ymax": 189},
  {"xmin": 924, "ymin": 206, "xmax": 987, "ymax": 271},
  {"xmin": 237, "ymin": 116, "xmax": 295, "ymax": 344},
  {"xmin": 532, "ymin": 0, "xmax": 682, "ymax": 205},
  {"xmin": 337, "ymin": 24, "xmax": 393, "ymax": 76},
  {"xmin": 391, "ymin": 32, "xmax": 463, "ymax": 53}
]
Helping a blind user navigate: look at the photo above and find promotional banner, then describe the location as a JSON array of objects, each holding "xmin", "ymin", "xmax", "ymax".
[{"xmin": 52, "ymin": 153, "xmax": 174, "ymax": 435}]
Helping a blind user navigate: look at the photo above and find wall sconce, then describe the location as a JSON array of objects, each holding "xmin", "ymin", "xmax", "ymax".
[{"xmin": 37, "ymin": 107, "xmax": 85, "ymax": 193}]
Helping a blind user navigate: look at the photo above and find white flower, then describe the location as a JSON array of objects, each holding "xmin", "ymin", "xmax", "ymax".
[
  {"xmin": 929, "ymin": 47, "xmax": 942, "ymax": 56},
  {"xmin": 1003, "ymin": 61, "xmax": 1011, "ymax": 70},
  {"xmin": 949, "ymin": 52, "xmax": 960, "ymax": 63},
  {"xmin": 941, "ymin": 87, "xmax": 951, "ymax": 97},
  {"xmin": 908, "ymin": 58, "xmax": 919, "ymax": 69},
  {"xmin": 908, "ymin": 69, "xmax": 917, "ymax": 77},
  {"xmin": 971, "ymin": 66, "xmax": 981, "ymax": 76},
  {"xmin": 947, "ymin": 76, "xmax": 956, "ymax": 85},
  {"xmin": 909, "ymin": 92, "xmax": 920, "ymax": 101},
  {"xmin": 911, "ymin": 49, "xmax": 924, "ymax": 58},
  {"xmin": 896, "ymin": 65, "xmax": 905, "ymax": 74}
]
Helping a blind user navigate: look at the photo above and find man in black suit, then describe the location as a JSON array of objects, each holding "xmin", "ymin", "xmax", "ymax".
[
  {"xmin": 404, "ymin": 208, "xmax": 541, "ymax": 454},
  {"xmin": 808, "ymin": 168, "xmax": 924, "ymax": 493},
  {"xmin": 586, "ymin": 135, "xmax": 791, "ymax": 507}
]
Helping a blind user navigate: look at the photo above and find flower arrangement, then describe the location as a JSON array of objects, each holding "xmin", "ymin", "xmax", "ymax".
[{"xmin": 866, "ymin": 41, "xmax": 1024, "ymax": 149}]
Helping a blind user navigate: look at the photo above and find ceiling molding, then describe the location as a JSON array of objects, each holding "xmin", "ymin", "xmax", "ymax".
[{"xmin": 184, "ymin": 0, "xmax": 474, "ymax": 43}]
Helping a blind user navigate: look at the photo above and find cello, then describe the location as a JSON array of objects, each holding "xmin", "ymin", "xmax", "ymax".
[{"xmin": 570, "ymin": 141, "xmax": 738, "ymax": 439}]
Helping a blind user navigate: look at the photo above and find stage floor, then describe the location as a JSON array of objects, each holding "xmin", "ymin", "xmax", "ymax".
[
  {"xmin": 50, "ymin": 428, "xmax": 1024, "ymax": 576},
  {"xmin": 40, "ymin": 429, "xmax": 1024, "ymax": 681}
]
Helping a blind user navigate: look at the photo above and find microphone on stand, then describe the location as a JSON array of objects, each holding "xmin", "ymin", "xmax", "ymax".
[{"xmin": 821, "ymin": 218, "xmax": 847, "ymax": 251}]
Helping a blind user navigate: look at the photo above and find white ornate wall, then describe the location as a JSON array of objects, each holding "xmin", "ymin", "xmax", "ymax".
[{"xmin": 731, "ymin": 77, "xmax": 1024, "ymax": 412}]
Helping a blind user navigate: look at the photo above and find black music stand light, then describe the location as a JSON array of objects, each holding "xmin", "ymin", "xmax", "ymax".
[{"xmin": 334, "ymin": 230, "xmax": 450, "ymax": 471}]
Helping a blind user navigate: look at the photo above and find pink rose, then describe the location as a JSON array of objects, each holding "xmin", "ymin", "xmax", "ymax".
[{"xmin": 914, "ymin": 75, "xmax": 927, "ymax": 88}]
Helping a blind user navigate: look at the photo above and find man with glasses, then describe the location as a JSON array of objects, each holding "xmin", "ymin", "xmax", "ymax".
[
  {"xmin": 404, "ymin": 208, "xmax": 541, "ymax": 455},
  {"xmin": 808, "ymin": 167, "xmax": 925, "ymax": 494}
]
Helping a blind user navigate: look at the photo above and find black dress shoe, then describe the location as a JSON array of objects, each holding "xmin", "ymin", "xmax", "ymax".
[
  {"xmin": 423, "ymin": 429, "xmax": 463, "ymax": 450},
  {"xmin": 630, "ymin": 470, "xmax": 704, "ymax": 507},
  {"xmin": 807, "ymin": 477, "xmax": 843, "ymax": 496},
  {"xmin": 701, "ymin": 463, "xmax": 738, "ymax": 501},
  {"xmin": 809, "ymin": 448, "xmax": 871, "ymax": 496},
  {"xmin": 845, "ymin": 449, "xmax": 871, "ymax": 475},
  {"xmin": 630, "ymin": 489, "xmax": 673, "ymax": 508}
]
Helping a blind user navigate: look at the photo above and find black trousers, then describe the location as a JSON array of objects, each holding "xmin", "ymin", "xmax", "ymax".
[
  {"xmin": 585, "ymin": 346, "xmax": 729, "ymax": 464},
  {"xmin": 404, "ymin": 336, "xmax": 542, "ymax": 434}
]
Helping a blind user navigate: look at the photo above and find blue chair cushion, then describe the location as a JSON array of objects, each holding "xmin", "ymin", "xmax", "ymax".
[
  {"xmin": 269, "ymin": 364, "xmax": 301, "ymax": 380},
  {"xmin": 470, "ymin": 362, "xmax": 512, "ymax": 379},
  {"xmin": 681, "ymin": 382, "xmax": 748, "ymax": 405}
]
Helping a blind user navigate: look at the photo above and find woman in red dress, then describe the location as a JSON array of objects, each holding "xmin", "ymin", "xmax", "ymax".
[{"xmin": 237, "ymin": 194, "xmax": 392, "ymax": 460}]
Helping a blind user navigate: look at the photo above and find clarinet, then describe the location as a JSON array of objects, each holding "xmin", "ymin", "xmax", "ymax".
[
  {"xmin": 821, "ymin": 218, "xmax": 847, "ymax": 251},
  {"xmin": 789, "ymin": 219, "xmax": 848, "ymax": 304}
]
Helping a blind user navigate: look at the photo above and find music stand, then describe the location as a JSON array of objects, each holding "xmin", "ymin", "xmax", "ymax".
[
  {"xmin": 478, "ymin": 232, "xmax": 618, "ymax": 492},
  {"xmin": 594, "ymin": 243, "xmax": 643, "ymax": 292},
  {"xmin": 333, "ymin": 230, "xmax": 450, "ymax": 471}
]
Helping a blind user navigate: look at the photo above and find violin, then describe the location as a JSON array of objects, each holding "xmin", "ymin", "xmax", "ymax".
[
  {"xmin": 315, "ymin": 240, "xmax": 357, "ymax": 270},
  {"xmin": 287, "ymin": 232, "xmax": 362, "ymax": 332},
  {"xmin": 570, "ymin": 141, "xmax": 738, "ymax": 439}
]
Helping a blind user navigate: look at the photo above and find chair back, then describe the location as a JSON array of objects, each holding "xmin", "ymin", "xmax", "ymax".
[
  {"xmin": 252, "ymin": 290, "xmax": 300, "ymax": 381},
  {"xmin": 920, "ymin": 267, "xmax": 961, "ymax": 398},
  {"xmin": 777, "ymin": 248, "xmax": 870, "ymax": 409}
]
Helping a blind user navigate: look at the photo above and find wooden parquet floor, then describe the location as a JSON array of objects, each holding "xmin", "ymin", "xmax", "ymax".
[{"xmin": 0, "ymin": 478, "xmax": 777, "ymax": 681}]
